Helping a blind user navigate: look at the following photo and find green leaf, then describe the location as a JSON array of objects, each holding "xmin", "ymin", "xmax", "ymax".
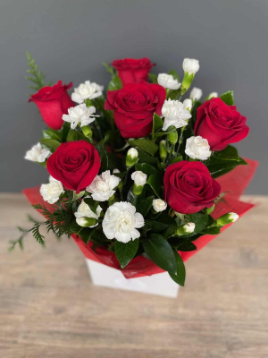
[
  {"xmin": 169, "ymin": 69, "xmax": 180, "ymax": 81},
  {"xmin": 115, "ymin": 239, "xmax": 140, "ymax": 268},
  {"xmin": 69, "ymin": 219, "xmax": 83, "ymax": 235},
  {"xmin": 40, "ymin": 138, "xmax": 61, "ymax": 152},
  {"xmin": 142, "ymin": 234, "xmax": 177, "ymax": 274},
  {"xmin": 220, "ymin": 90, "xmax": 234, "ymax": 105},
  {"xmin": 147, "ymin": 174, "xmax": 163, "ymax": 198},
  {"xmin": 61, "ymin": 122, "xmax": 71, "ymax": 141},
  {"xmin": 129, "ymin": 138, "xmax": 158, "ymax": 156},
  {"xmin": 137, "ymin": 196, "xmax": 154, "ymax": 217},
  {"xmin": 187, "ymin": 213, "xmax": 209, "ymax": 234},
  {"xmin": 96, "ymin": 142, "xmax": 108, "ymax": 171},
  {"xmin": 68, "ymin": 191, "xmax": 85, "ymax": 203},
  {"xmin": 149, "ymin": 73, "xmax": 158, "ymax": 83},
  {"xmin": 152, "ymin": 113, "xmax": 163, "ymax": 139},
  {"xmin": 135, "ymin": 163, "xmax": 159, "ymax": 176},
  {"xmin": 66, "ymin": 129, "xmax": 86, "ymax": 142},
  {"xmin": 169, "ymin": 250, "xmax": 186, "ymax": 286},
  {"xmin": 108, "ymin": 75, "xmax": 122, "ymax": 91},
  {"xmin": 201, "ymin": 227, "xmax": 221, "ymax": 235},
  {"xmin": 137, "ymin": 149, "xmax": 157, "ymax": 165},
  {"xmin": 171, "ymin": 155, "xmax": 183, "ymax": 164},
  {"xmin": 102, "ymin": 62, "xmax": 115, "ymax": 75},
  {"xmin": 211, "ymin": 145, "xmax": 240, "ymax": 162},
  {"xmin": 43, "ymin": 128, "xmax": 62, "ymax": 142},
  {"xmin": 154, "ymin": 125, "xmax": 177, "ymax": 138}
]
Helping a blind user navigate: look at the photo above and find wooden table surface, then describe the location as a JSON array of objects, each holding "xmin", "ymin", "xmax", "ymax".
[{"xmin": 1, "ymin": 194, "xmax": 268, "ymax": 358}]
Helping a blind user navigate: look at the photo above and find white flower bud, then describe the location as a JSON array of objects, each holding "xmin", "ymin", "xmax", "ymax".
[
  {"xmin": 182, "ymin": 58, "xmax": 200, "ymax": 75},
  {"xmin": 177, "ymin": 222, "xmax": 195, "ymax": 235},
  {"xmin": 131, "ymin": 171, "xmax": 147, "ymax": 186},
  {"xmin": 157, "ymin": 73, "xmax": 181, "ymax": 90},
  {"xmin": 40, "ymin": 176, "xmax": 64, "ymax": 204},
  {"xmin": 113, "ymin": 169, "xmax": 120, "ymax": 174},
  {"xmin": 62, "ymin": 104, "xmax": 97, "ymax": 129},
  {"xmin": 72, "ymin": 81, "xmax": 103, "ymax": 104},
  {"xmin": 126, "ymin": 148, "xmax": 139, "ymax": 167},
  {"xmin": 217, "ymin": 212, "xmax": 239, "ymax": 226},
  {"xmin": 86, "ymin": 171, "xmax": 120, "ymax": 202},
  {"xmin": 190, "ymin": 87, "xmax": 202, "ymax": 101},
  {"xmin": 74, "ymin": 198, "xmax": 102, "ymax": 228},
  {"xmin": 152, "ymin": 199, "xmax": 167, "ymax": 213},
  {"xmin": 183, "ymin": 98, "xmax": 192, "ymax": 111},
  {"xmin": 207, "ymin": 92, "xmax": 218, "ymax": 99},
  {"xmin": 102, "ymin": 202, "xmax": 144, "ymax": 243},
  {"xmin": 185, "ymin": 136, "xmax": 211, "ymax": 160},
  {"xmin": 25, "ymin": 143, "xmax": 50, "ymax": 163}
]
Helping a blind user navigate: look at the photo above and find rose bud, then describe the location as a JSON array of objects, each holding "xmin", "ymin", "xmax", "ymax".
[
  {"xmin": 29, "ymin": 81, "xmax": 74, "ymax": 130},
  {"xmin": 112, "ymin": 58, "xmax": 155, "ymax": 86},
  {"xmin": 131, "ymin": 171, "xmax": 147, "ymax": 196},
  {"xmin": 176, "ymin": 222, "xmax": 195, "ymax": 236},
  {"xmin": 194, "ymin": 98, "xmax": 249, "ymax": 151},
  {"xmin": 216, "ymin": 212, "xmax": 239, "ymax": 226}
]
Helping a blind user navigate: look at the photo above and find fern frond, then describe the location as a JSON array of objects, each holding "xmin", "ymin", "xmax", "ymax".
[{"xmin": 26, "ymin": 52, "xmax": 52, "ymax": 92}]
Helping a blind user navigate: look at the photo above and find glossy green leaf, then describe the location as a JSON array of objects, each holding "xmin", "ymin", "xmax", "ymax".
[
  {"xmin": 137, "ymin": 196, "xmax": 154, "ymax": 217},
  {"xmin": 115, "ymin": 239, "xmax": 140, "ymax": 268},
  {"xmin": 169, "ymin": 250, "xmax": 186, "ymax": 286},
  {"xmin": 135, "ymin": 163, "xmax": 159, "ymax": 176},
  {"xmin": 129, "ymin": 138, "xmax": 158, "ymax": 156},
  {"xmin": 201, "ymin": 227, "xmax": 221, "ymax": 235},
  {"xmin": 43, "ymin": 128, "xmax": 62, "ymax": 142},
  {"xmin": 40, "ymin": 138, "xmax": 61, "ymax": 152},
  {"xmin": 142, "ymin": 234, "xmax": 177, "ymax": 274},
  {"xmin": 149, "ymin": 73, "xmax": 158, "ymax": 83},
  {"xmin": 137, "ymin": 149, "xmax": 157, "ymax": 165},
  {"xmin": 152, "ymin": 113, "xmax": 163, "ymax": 139},
  {"xmin": 96, "ymin": 142, "xmax": 108, "ymax": 171},
  {"xmin": 220, "ymin": 90, "xmax": 234, "ymax": 105},
  {"xmin": 147, "ymin": 174, "xmax": 163, "ymax": 198},
  {"xmin": 187, "ymin": 213, "xmax": 209, "ymax": 234}
]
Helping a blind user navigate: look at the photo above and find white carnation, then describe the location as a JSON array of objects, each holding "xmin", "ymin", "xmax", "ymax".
[
  {"xmin": 182, "ymin": 58, "xmax": 200, "ymax": 75},
  {"xmin": 74, "ymin": 198, "xmax": 102, "ymax": 228},
  {"xmin": 161, "ymin": 99, "xmax": 192, "ymax": 131},
  {"xmin": 25, "ymin": 143, "xmax": 50, "ymax": 163},
  {"xmin": 127, "ymin": 148, "xmax": 138, "ymax": 159},
  {"xmin": 40, "ymin": 176, "xmax": 64, "ymax": 204},
  {"xmin": 86, "ymin": 170, "xmax": 121, "ymax": 202},
  {"xmin": 102, "ymin": 202, "xmax": 144, "ymax": 243},
  {"xmin": 131, "ymin": 171, "xmax": 147, "ymax": 186},
  {"xmin": 71, "ymin": 81, "xmax": 103, "ymax": 104},
  {"xmin": 185, "ymin": 136, "xmax": 211, "ymax": 160},
  {"xmin": 157, "ymin": 73, "xmax": 181, "ymax": 90},
  {"xmin": 62, "ymin": 104, "xmax": 98, "ymax": 129},
  {"xmin": 190, "ymin": 87, "xmax": 202, "ymax": 101},
  {"xmin": 152, "ymin": 199, "xmax": 167, "ymax": 213}
]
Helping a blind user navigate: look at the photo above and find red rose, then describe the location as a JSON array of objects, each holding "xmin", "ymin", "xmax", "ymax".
[
  {"xmin": 104, "ymin": 83, "xmax": 166, "ymax": 138},
  {"xmin": 194, "ymin": 98, "xmax": 249, "ymax": 151},
  {"xmin": 47, "ymin": 141, "xmax": 101, "ymax": 193},
  {"xmin": 112, "ymin": 58, "xmax": 155, "ymax": 86},
  {"xmin": 164, "ymin": 161, "xmax": 221, "ymax": 214},
  {"xmin": 29, "ymin": 81, "xmax": 74, "ymax": 130}
]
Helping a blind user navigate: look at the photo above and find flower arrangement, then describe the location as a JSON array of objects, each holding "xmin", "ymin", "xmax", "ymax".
[{"xmin": 13, "ymin": 52, "xmax": 256, "ymax": 287}]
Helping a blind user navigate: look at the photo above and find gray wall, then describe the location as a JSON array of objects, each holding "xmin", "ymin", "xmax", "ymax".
[{"xmin": 0, "ymin": 0, "xmax": 267, "ymax": 194}]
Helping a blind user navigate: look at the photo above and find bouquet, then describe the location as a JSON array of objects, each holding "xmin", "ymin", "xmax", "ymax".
[{"xmin": 13, "ymin": 53, "xmax": 257, "ymax": 287}]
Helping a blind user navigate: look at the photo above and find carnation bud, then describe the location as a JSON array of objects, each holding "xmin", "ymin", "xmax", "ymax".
[
  {"xmin": 126, "ymin": 148, "xmax": 139, "ymax": 167},
  {"xmin": 216, "ymin": 212, "xmax": 239, "ymax": 226},
  {"xmin": 181, "ymin": 58, "xmax": 200, "ymax": 94},
  {"xmin": 159, "ymin": 140, "xmax": 167, "ymax": 161},
  {"xmin": 131, "ymin": 171, "xmax": 147, "ymax": 196},
  {"xmin": 76, "ymin": 217, "xmax": 98, "ymax": 228},
  {"xmin": 207, "ymin": 92, "xmax": 218, "ymax": 100},
  {"xmin": 176, "ymin": 222, "xmax": 195, "ymax": 236},
  {"xmin": 168, "ymin": 130, "xmax": 178, "ymax": 145},
  {"xmin": 152, "ymin": 199, "xmax": 167, "ymax": 213},
  {"xmin": 190, "ymin": 87, "xmax": 202, "ymax": 101},
  {"xmin": 81, "ymin": 125, "xmax": 93, "ymax": 138}
]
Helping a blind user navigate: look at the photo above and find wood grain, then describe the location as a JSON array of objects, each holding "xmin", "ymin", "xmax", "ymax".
[{"xmin": 0, "ymin": 194, "xmax": 267, "ymax": 358}]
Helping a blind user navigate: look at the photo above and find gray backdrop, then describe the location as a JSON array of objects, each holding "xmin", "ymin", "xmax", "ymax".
[{"xmin": 0, "ymin": 0, "xmax": 267, "ymax": 194}]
